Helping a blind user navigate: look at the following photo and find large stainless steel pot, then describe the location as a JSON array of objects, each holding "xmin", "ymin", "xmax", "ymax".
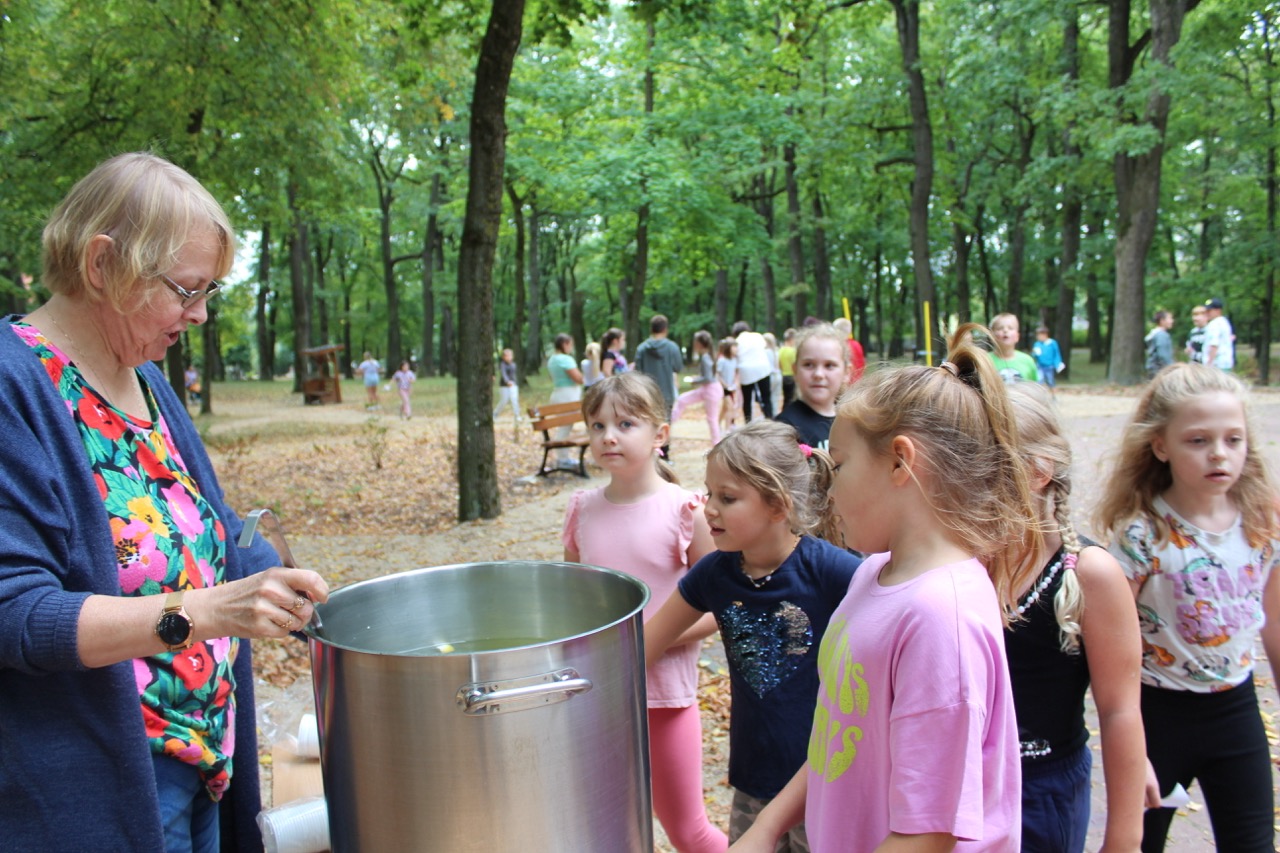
[{"xmin": 304, "ymin": 561, "xmax": 652, "ymax": 852}]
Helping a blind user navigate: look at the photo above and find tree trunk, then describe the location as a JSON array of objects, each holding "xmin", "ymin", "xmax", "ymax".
[
  {"xmin": 456, "ymin": 0, "xmax": 524, "ymax": 521},
  {"xmin": 622, "ymin": 18, "xmax": 656, "ymax": 357},
  {"xmin": 714, "ymin": 268, "xmax": 729, "ymax": 337},
  {"xmin": 811, "ymin": 192, "xmax": 833, "ymax": 321},
  {"xmin": 256, "ymin": 221, "xmax": 274, "ymax": 381},
  {"xmin": 755, "ymin": 169, "xmax": 778, "ymax": 327},
  {"xmin": 1055, "ymin": 2, "xmax": 1083, "ymax": 380},
  {"xmin": 373, "ymin": 162, "xmax": 402, "ymax": 367},
  {"xmin": 422, "ymin": 170, "xmax": 442, "ymax": 376},
  {"xmin": 1108, "ymin": 0, "xmax": 1195, "ymax": 384},
  {"xmin": 784, "ymin": 138, "xmax": 807, "ymax": 326},
  {"xmin": 200, "ymin": 307, "xmax": 217, "ymax": 414},
  {"xmin": 891, "ymin": 0, "xmax": 938, "ymax": 356},
  {"xmin": 287, "ymin": 181, "xmax": 311, "ymax": 393},
  {"xmin": 952, "ymin": 220, "xmax": 973, "ymax": 326}
]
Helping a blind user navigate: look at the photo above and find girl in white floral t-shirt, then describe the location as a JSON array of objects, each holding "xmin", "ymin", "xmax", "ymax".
[{"xmin": 1095, "ymin": 362, "xmax": 1280, "ymax": 853}]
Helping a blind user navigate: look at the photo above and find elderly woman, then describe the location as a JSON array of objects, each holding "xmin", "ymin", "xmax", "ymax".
[{"xmin": 0, "ymin": 153, "xmax": 329, "ymax": 852}]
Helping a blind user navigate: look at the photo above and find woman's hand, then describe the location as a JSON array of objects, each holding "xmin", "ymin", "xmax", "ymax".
[{"xmin": 192, "ymin": 567, "xmax": 329, "ymax": 640}]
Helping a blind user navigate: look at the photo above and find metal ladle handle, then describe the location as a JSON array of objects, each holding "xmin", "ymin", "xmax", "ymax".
[{"xmin": 237, "ymin": 508, "xmax": 320, "ymax": 630}]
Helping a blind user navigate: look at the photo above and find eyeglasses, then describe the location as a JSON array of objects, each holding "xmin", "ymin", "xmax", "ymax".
[{"xmin": 159, "ymin": 274, "xmax": 222, "ymax": 308}]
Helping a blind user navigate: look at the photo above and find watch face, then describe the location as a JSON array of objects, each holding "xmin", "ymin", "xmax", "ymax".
[{"xmin": 157, "ymin": 611, "xmax": 192, "ymax": 646}]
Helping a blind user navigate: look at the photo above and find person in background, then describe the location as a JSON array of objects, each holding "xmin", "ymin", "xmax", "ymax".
[
  {"xmin": 357, "ymin": 351, "xmax": 382, "ymax": 409},
  {"xmin": 764, "ymin": 332, "xmax": 783, "ymax": 417},
  {"xmin": 778, "ymin": 328, "xmax": 798, "ymax": 408},
  {"xmin": 635, "ymin": 314, "xmax": 685, "ymax": 460},
  {"xmin": 184, "ymin": 363, "xmax": 201, "ymax": 405},
  {"xmin": 717, "ymin": 337, "xmax": 740, "ymax": 437},
  {"xmin": 546, "ymin": 333, "xmax": 584, "ymax": 469},
  {"xmin": 733, "ymin": 321, "xmax": 773, "ymax": 421},
  {"xmin": 671, "ymin": 330, "xmax": 723, "ymax": 445},
  {"xmin": 492, "ymin": 347, "xmax": 521, "ymax": 428},
  {"xmin": 601, "ymin": 327, "xmax": 629, "ymax": 377},
  {"xmin": 391, "ymin": 360, "xmax": 415, "ymax": 419},
  {"xmin": 563, "ymin": 373, "xmax": 726, "ymax": 853},
  {"xmin": 581, "ymin": 340, "xmax": 604, "ymax": 388},
  {"xmin": 775, "ymin": 323, "xmax": 848, "ymax": 451},
  {"xmin": 1144, "ymin": 310, "xmax": 1175, "ymax": 379},
  {"xmin": 1032, "ymin": 324, "xmax": 1065, "ymax": 396},
  {"xmin": 831, "ymin": 317, "xmax": 865, "ymax": 384},
  {"xmin": 1095, "ymin": 363, "xmax": 1280, "ymax": 853},
  {"xmin": 989, "ymin": 312, "xmax": 1038, "ymax": 384},
  {"xmin": 1185, "ymin": 305, "xmax": 1208, "ymax": 364},
  {"xmin": 1203, "ymin": 297, "xmax": 1235, "ymax": 372},
  {"xmin": 0, "ymin": 151, "xmax": 329, "ymax": 852}
]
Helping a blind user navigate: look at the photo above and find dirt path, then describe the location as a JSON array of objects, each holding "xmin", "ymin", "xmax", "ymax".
[{"xmin": 239, "ymin": 387, "xmax": 1280, "ymax": 850}]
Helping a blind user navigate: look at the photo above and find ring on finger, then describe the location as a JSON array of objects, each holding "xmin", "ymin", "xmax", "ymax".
[{"xmin": 290, "ymin": 596, "xmax": 306, "ymax": 612}]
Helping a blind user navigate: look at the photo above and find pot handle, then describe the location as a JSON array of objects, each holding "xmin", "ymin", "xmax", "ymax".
[{"xmin": 457, "ymin": 668, "xmax": 593, "ymax": 716}]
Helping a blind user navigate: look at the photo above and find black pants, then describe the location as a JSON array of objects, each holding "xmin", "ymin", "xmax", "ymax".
[
  {"xmin": 1141, "ymin": 678, "xmax": 1275, "ymax": 853},
  {"xmin": 740, "ymin": 376, "xmax": 773, "ymax": 421},
  {"xmin": 782, "ymin": 375, "xmax": 796, "ymax": 407}
]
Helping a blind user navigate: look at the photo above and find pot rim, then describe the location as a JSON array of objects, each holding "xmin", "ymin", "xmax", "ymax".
[{"xmin": 302, "ymin": 559, "xmax": 651, "ymax": 656}]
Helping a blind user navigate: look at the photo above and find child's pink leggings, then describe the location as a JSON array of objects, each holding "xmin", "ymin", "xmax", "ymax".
[
  {"xmin": 649, "ymin": 704, "xmax": 728, "ymax": 853},
  {"xmin": 671, "ymin": 382, "xmax": 724, "ymax": 445}
]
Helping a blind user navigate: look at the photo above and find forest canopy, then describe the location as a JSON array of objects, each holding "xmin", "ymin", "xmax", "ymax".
[{"xmin": 2, "ymin": 0, "xmax": 1277, "ymax": 392}]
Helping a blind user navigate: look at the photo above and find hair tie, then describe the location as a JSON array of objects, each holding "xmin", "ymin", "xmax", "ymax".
[
  {"xmin": 939, "ymin": 361, "xmax": 959, "ymax": 377},
  {"xmin": 798, "ymin": 443, "xmax": 813, "ymax": 458}
]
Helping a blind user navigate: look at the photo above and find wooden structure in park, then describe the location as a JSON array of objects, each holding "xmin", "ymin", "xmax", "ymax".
[{"xmin": 302, "ymin": 344, "xmax": 344, "ymax": 405}]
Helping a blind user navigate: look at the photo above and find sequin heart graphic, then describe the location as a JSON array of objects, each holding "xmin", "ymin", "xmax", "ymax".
[{"xmin": 720, "ymin": 600, "xmax": 814, "ymax": 697}]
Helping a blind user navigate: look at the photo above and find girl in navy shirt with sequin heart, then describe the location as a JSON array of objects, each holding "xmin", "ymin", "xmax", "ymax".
[{"xmin": 644, "ymin": 420, "xmax": 861, "ymax": 851}]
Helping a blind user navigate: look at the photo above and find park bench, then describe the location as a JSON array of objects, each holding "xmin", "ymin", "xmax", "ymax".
[{"xmin": 527, "ymin": 400, "xmax": 591, "ymax": 478}]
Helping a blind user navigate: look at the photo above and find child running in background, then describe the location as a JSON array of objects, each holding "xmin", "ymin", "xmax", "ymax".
[
  {"xmin": 672, "ymin": 330, "xmax": 724, "ymax": 445},
  {"xmin": 562, "ymin": 372, "xmax": 728, "ymax": 853},
  {"xmin": 775, "ymin": 323, "xmax": 849, "ymax": 451},
  {"xmin": 1094, "ymin": 363, "xmax": 1280, "ymax": 853},
  {"xmin": 733, "ymin": 323, "xmax": 1041, "ymax": 853},
  {"xmin": 492, "ymin": 347, "xmax": 520, "ymax": 427},
  {"xmin": 1004, "ymin": 382, "xmax": 1154, "ymax": 852},
  {"xmin": 391, "ymin": 360, "xmax": 416, "ymax": 420},
  {"xmin": 717, "ymin": 337, "xmax": 740, "ymax": 436},
  {"xmin": 644, "ymin": 420, "xmax": 862, "ymax": 851}
]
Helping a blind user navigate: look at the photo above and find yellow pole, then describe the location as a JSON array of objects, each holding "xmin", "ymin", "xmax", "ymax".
[
  {"xmin": 923, "ymin": 301, "xmax": 933, "ymax": 366},
  {"xmin": 842, "ymin": 297, "xmax": 851, "ymax": 324}
]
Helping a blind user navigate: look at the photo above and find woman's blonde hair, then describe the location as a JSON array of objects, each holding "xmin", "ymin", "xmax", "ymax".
[
  {"xmin": 42, "ymin": 152, "xmax": 235, "ymax": 311},
  {"xmin": 707, "ymin": 419, "xmax": 840, "ymax": 543},
  {"xmin": 1094, "ymin": 362, "xmax": 1278, "ymax": 548},
  {"xmin": 1007, "ymin": 382, "xmax": 1085, "ymax": 651},
  {"xmin": 835, "ymin": 323, "xmax": 1043, "ymax": 620},
  {"xmin": 582, "ymin": 372, "xmax": 677, "ymax": 484}
]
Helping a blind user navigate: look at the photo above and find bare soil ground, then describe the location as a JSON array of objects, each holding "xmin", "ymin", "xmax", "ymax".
[{"xmin": 220, "ymin": 384, "xmax": 1280, "ymax": 851}]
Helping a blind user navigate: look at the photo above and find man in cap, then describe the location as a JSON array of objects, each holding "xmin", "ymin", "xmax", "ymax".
[{"xmin": 1203, "ymin": 297, "xmax": 1235, "ymax": 371}]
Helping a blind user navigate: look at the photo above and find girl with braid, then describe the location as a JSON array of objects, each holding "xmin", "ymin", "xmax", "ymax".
[{"xmin": 1004, "ymin": 383, "xmax": 1156, "ymax": 852}]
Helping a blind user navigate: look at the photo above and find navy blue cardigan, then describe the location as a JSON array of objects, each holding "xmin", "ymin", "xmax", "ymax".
[{"xmin": 0, "ymin": 319, "xmax": 280, "ymax": 851}]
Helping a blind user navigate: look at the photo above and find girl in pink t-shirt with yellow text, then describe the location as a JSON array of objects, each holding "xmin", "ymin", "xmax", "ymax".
[
  {"xmin": 562, "ymin": 372, "xmax": 727, "ymax": 853},
  {"xmin": 733, "ymin": 324, "xmax": 1041, "ymax": 853}
]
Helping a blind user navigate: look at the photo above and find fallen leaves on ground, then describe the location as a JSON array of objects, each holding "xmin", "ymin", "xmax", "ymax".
[{"xmin": 213, "ymin": 418, "xmax": 576, "ymax": 537}]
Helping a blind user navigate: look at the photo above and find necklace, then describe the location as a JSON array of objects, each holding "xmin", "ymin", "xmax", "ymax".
[
  {"xmin": 1016, "ymin": 549, "xmax": 1065, "ymax": 615},
  {"xmin": 740, "ymin": 535, "xmax": 800, "ymax": 589}
]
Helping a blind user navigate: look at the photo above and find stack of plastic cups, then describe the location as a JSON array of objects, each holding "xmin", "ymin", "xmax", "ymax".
[{"xmin": 257, "ymin": 713, "xmax": 329, "ymax": 853}]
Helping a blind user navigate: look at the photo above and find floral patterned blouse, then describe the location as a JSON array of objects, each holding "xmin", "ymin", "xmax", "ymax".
[{"xmin": 14, "ymin": 323, "xmax": 237, "ymax": 800}]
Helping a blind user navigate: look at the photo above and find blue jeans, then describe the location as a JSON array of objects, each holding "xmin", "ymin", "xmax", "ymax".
[
  {"xmin": 153, "ymin": 753, "xmax": 220, "ymax": 853},
  {"xmin": 1020, "ymin": 742, "xmax": 1092, "ymax": 853}
]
